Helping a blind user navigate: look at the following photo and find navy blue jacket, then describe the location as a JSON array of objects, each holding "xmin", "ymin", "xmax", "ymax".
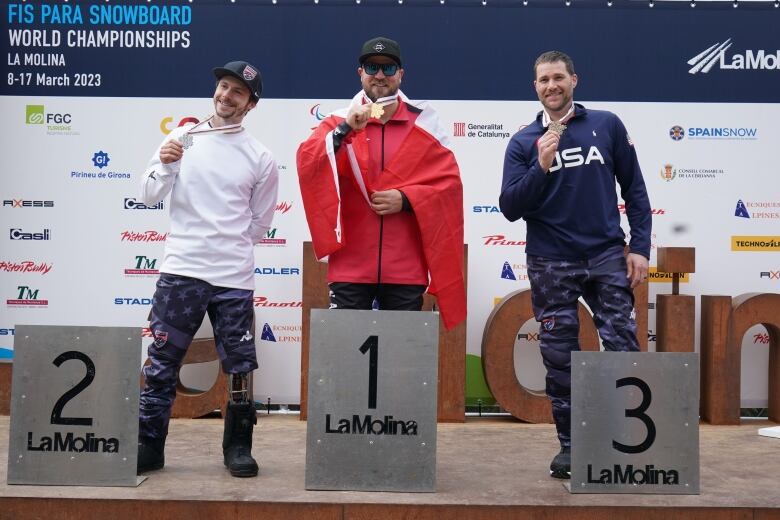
[{"xmin": 500, "ymin": 104, "xmax": 651, "ymax": 260}]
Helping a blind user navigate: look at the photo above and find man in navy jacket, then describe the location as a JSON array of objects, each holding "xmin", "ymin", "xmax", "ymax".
[{"xmin": 500, "ymin": 51, "xmax": 651, "ymax": 479}]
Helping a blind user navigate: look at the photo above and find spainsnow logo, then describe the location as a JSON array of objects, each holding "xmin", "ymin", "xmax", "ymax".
[
  {"xmin": 124, "ymin": 198, "xmax": 163, "ymax": 210},
  {"xmin": 92, "ymin": 151, "xmax": 110, "ymax": 169},
  {"xmin": 124, "ymin": 256, "xmax": 159, "ymax": 276},
  {"xmin": 120, "ymin": 230, "xmax": 168, "ymax": 242},
  {"xmin": 259, "ymin": 322, "xmax": 303, "ymax": 343},
  {"xmin": 7, "ymin": 285, "xmax": 47, "ymax": 307},
  {"xmin": 669, "ymin": 126, "xmax": 685, "ymax": 141},
  {"xmin": 687, "ymin": 38, "xmax": 780, "ymax": 75},
  {"xmin": 0, "ymin": 261, "xmax": 52, "ymax": 274},
  {"xmin": 3, "ymin": 199, "xmax": 54, "ymax": 208}
]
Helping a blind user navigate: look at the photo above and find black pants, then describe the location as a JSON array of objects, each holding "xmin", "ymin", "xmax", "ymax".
[{"xmin": 328, "ymin": 282, "xmax": 426, "ymax": 311}]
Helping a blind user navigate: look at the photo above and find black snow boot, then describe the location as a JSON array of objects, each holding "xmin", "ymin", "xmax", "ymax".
[
  {"xmin": 137, "ymin": 436, "xmax": 165, "ymax": 474},
  {"xmin": 222, "ymin": 402, "xmax": 259, "ymax": 477},
  {"xmin": 549, "ymin": 446, "xmax": 571, "ymax": 479}
]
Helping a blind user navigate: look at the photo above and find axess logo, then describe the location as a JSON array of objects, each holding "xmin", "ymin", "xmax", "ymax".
[
  {"xmin": 160, "ymin": 116, "xmax": 199, "ymax": 135},
  {"xmin": 3, "ymin": 199, "xmax": 54, "ymax": 208},
  {"xmin": 125, "ymin": 198, "xmax": 163, "ymax": 210},
  {"xmin": 688, "ymin": 38, "xmax": 780, "ymax": 75},
  {"xmin": 760, "ymin": 270, "xmax": 779, "ymax": 281},
  {"xmin": 124, "ymin": 256, "xmax": 159, "ymax": 276},
  {"xmin": 259, "ymin": 322, "xmax": 303, "ymax": 343},
  {"xmin": 257, "ymin": 228, "xmax": 286, "ymax": 246},
  {"xmin": 10, "ymin": 228, "xmax": 50, "ymax": 241},
  {"xmin": 7, "ymin": 285, "xmax": 47, "ymax": 307}
]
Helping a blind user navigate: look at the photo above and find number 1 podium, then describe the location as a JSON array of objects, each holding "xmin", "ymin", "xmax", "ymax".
[{"xmin": 305, "ymin": 309, "xmax": 439, "ymax": 492}]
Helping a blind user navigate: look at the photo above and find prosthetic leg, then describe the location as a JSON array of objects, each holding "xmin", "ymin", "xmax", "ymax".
[{"xmin": 223, "ymin": 372, "xmax": 259, "ymax": 477}]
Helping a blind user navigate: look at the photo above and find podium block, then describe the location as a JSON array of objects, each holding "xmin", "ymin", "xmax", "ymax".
[
  {"xmin": 305, "ymin": 309, "xmax": 438, "ymax": 492},
  {"xmin": 571, "ymin": 352, "xmax": 699, "ymax": 494},
  {"xmin": 7, "ymin": 325, "xmax": 141, "ymax": 486}
]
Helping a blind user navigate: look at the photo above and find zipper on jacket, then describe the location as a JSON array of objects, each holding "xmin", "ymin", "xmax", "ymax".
[{"xmin": 376, "ymin": 124, "xmax": 386, "ymax": 284}]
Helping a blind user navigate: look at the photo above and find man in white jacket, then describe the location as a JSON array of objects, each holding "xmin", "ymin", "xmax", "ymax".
[{"xmin": 137, "ymin": 60, "xmax": 279, "ymax": 478}]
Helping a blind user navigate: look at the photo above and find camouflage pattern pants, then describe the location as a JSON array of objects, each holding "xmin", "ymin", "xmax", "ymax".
[{"xmin": 527, "ymin": 246, "xmax": 639, "ymax": 447}]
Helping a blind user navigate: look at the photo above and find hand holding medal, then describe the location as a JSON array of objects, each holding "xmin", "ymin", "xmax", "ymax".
[{"xmin": 548, "ymin": 120, "xmax": 567, "ymax": 137}]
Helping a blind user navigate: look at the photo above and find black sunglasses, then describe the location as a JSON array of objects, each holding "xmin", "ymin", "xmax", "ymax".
[{"xmin": 361, "ymin": 62, "xmax": 399, "ymax": 76}]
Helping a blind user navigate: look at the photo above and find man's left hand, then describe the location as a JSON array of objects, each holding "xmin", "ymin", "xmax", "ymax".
[
  {"xmin": 370, "ymin": 189, "xmax": 403, "ymax": 215},
  {"xmin": 626, "ymin": 252, "xmax": 649, "ymax": 289}
]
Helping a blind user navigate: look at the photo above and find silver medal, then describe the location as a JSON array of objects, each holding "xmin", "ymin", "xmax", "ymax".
[{"xmin": 180, "ymin": 133, "xmax": 194, "ymax": 149}]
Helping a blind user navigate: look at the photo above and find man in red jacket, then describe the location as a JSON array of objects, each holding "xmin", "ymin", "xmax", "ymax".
[{"xmin": 296, "ymin": 36, "xmax": 465, "ymax": 329}]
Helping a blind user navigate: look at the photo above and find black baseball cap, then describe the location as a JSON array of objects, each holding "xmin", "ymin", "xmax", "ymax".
[
  {"xmin": 212, "ymin": 61, "xmax": 262, "ymax": 101},
  {"xmin": 359, "ymin": 37, "xmax": 402, "ymax": 67}
]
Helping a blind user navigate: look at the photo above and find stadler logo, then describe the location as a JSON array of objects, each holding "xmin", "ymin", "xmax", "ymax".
[
  {"xmin": 124, "ymin": 198, "xmax": 163, "ymax": 210},
  {"xmin": 9, "ymin": 228, "xmax": 50, "ymax": 241},
  {"xmin": 734, "ymin": 199, "xmax": 780, "ymax": 220},
  {"xmin": 7, "ymin": 285, "xmax": 48, "ymax": 307},
  {"xmin": 309, "ymin": 104, "xmax": 327, "ymax": 121},
  {"xmin": 473, "ymin": 205, "xmax": 501, "ymax": 214},
  {"xmin": 669, "ymin": 126, "xmax": 685, "ymax": 141},
  {"xmin": 452, "ymin": 122, "xmax": 510, "ymax": 139},
  {"xmin": 92, "ymin": 151, "xmax": 110, "ymax": 169},
  {"xmin": 254, "ymin": 267, "xmax": 300, "ymax": 276},
  {"xmin": 26, "ymin": 104, "xmax": 77, "ymax": 135},
  {"xmin": 3, "ymin": 199, "xmax": 54, "ymax": 208},
  {"xmin": 687, "ymin": 38, "xmax": 780, "ymax": 75},
  {"xmin": 114, "ymin": 297, "xmax": 153, "ymax": 305},
  {"xmin": 124, "ymin": 256, "xmax": 159, "ymax": 276},
  {"xmin": 160, "ymin": 116, "xmax": 199, "ymax": 135}
]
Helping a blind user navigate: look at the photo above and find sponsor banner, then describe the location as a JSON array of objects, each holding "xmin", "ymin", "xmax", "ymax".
[
  {"xmin": 120, "ymin": 230, "xmax": 168, "ymax": 243},
  {"xmin": 123, "ymin": 256, "xmax": 159, "ymax": 276},
  {"xmin": 256, "ymin": 228, "xmax": 287, "ymax": 247},
  {"xmin": 648, "ymin": 268, "xmax": 690, "ymax": 284},
  {"xmin": 9, "ymin": 228, "xmax": 50, "ymax": 241},
  {"xmin": 70, "ymin": 150, "xmax": 132, "ymax": 180},
  {"xmin": 731, "ymin": 236, "xmax": 780, "ymax": 252},
  {"xmin": 259, "ymin": 322, "xmax": 303, "ymax": 343},
  {"xmin": 7, "ymin": 286, "xmax": 48, "ymax": 307},
  {"xmin": 668, "ymin": 125, "xmax": 758, "ymax": 141},
  {"xmin": 734, "ymin": 200, "xmax": 780, "ymax": 220},
  {"xmin": 254, "ymin": 267, "xmax": 300, "ymax": 276},
  {"xmin": 658, "ymin": 164, "xmax": 725, "ymax": 182},
  {"xmin": 759, "ymin": 270, "xmax": 780, "ymax": 281},
  {"xmin": 0, "ymin": 261, "xmax": 53, "ymax": 274},
  {"xmin": 253, "ymin": 296, "xmax": 302, "ymax": 308},
  {"xmin": 2, "ymin": 199, "xmax": 54, "ymax": 208}
]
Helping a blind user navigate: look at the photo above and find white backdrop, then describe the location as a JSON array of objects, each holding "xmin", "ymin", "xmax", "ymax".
[{"xmin": 1, "ymin": 95, "xmax": 777, "ymax": 407}]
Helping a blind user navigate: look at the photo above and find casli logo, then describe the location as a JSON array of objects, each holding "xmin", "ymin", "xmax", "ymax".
[
  {"xmin": 7, "ymin": 285, "xmax": 47, "ymax": 307},
  {"xmin": 120, "ymin": 230, "xmax": 168, "ymax": 242},
  {"xmin": 275, "ymin": 201, "xmax": 293, "ymax": 214},
  {"xmin": 124, "ymin": 198, "xmax": 163, "ymax": 210},
  {"xmin": 160, "ymin": 116, "xmax": 199, "ymax": 135},
  {"xmin": 9, "ymin": 228, "xmax": 50, "ymax": 240},
  {"xmin": 760, "ymin": 270, "xmax": 780, "ymax": 280},
  {"xmin": 454, "ymin": 122, "xmax": 466, "ymax": 137},
  {"xmin": 473, "ymin": 205, "xmax": 500, "ymax": 213},
  {"xmin": 124, "ymin": 256, "xmax": 159, "ymax": 276},
  {"xmin": 483, "ymin": 235, "xmax": 526, "ymax": 246},
  {"xmin": 253, "ymin": 296, "xmax": 302, "ymax": 308},
  {"xmin": 688, "ymin": 38, "xmax": 780, "ymax": 75},
  {"xmin": 257, "ymin": 228, "xmax": 286, "ymax": 246},
  {"xmin": 92, "ymin": 151, "xmax": 110, "ymax": 169},
  {"xmin": 3, "ymin": 199, "xmax": 54, "ymax": 208},
  {"xmin": 548, "ymin": 146, "xmax": 605, "ymax": 173},
  {"xmin": 0, "ymin": 261, "xmax": 52, "ymax": 274}
]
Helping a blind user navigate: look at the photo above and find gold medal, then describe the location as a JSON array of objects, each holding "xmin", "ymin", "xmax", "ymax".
[
  {"xmin": 370, "ymin": 103, "xmax": 385, "ymax": 119},
  {"xmin": 548, "ymin": 120, "xmax": 567, "ymax": 136}
]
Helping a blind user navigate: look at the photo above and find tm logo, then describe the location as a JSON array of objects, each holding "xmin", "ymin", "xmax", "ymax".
[
  {"xmin": 92, "ymin": 151, "xmax": 110, "ymax": 169},
  {"xmin": 124, "ymin": 255, "xmax": 159, "ymax": 276},
  {"xmin": 7, "ymin": 285, "xmax": 48, "ymax": 306},
  {"xmin": 26, "ymin": 105, "xmax": 44, "ymax": 124}
]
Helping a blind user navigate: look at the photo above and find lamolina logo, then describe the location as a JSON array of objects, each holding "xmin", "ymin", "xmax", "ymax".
[{"xmin": 688, "ymin": 38, "xmax": 780, "ymax": 75}]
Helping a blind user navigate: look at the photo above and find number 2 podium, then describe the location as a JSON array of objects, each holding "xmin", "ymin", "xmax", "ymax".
[{"xmin": 305, "ymin": 309, "xmax": 439, "ymax": 492}]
